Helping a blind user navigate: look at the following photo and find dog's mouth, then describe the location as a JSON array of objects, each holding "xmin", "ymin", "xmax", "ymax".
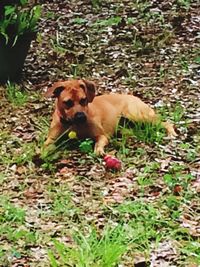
[
  {"xmin": 60, "ymin": 116, "xmax": 73, "ymax": 126},
  {"xmin": 60, "ymin": 112, "xmax": 87, "ymax": 126}
]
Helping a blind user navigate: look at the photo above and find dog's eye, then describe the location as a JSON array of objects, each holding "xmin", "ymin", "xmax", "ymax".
[
  {"xmin": 64, "ymin": 99, "xmax": 74, "ymax": 108},
  {"xmin": 79, "ymin": 98, "xmax": 88, "ymax": 106},
  {"xmin": 80, "ymin": 84, "xmax": 86, "ymax": 90}
]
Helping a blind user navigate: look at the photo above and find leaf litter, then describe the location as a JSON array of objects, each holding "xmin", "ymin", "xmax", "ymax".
[{"xmin": 0, "ymin": 0, "xmax": 199, "ymax": 266}]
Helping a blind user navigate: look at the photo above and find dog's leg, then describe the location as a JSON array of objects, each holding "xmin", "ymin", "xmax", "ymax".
[
  {"xmin": 44, "ymin": 110, "xmax": 68, "ymax": 146},
  {"xmin": 94, "ymin": 135, "xmax": 108, "ymax": 155},
  {"xmin": 161, "ymin": 121, "xmax": 177, "ymax": 137},
  {"xmin": 44, "ymin": 123, "xmax": 66, "ymax": 146},
  {"xmin": 124, "ymin": 97, "xmax": 177, "ymax": 137}
]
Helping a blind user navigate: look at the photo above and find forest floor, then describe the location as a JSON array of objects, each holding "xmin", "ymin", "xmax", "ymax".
[{"xmin": 0, "ymin": 0, "xmax": 199, "ymax": 266}]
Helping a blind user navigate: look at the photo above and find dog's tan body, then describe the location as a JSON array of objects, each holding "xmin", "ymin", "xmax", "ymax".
[{"xmin": 45, "ymin": 79, "xmax": 177, "ymax": 155}]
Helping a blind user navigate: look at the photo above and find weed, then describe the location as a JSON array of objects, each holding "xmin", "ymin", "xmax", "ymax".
[
  {"xmin": 46, "ymin": 11, "xmax": 56, "ymax": 20},
  {"xmin": 41, "ymin": 131, "xmax": 95, "ymax": 170},
  {"xmin": 0, "ymin": 2, "xmax": 41, "ymax": 45},
  {"xmin": 114, "ymin": 201, "xmax": 167, "ymax": 252},
  {"xmin": 72, "ymin": 18, "xmax": 88, "ymax": 25},
  {"xmin": 115, "ymin": 125, "xmax": 132, "ymax": 156},
  {"xmin": 176, "ymin": 0, "xmax": 191, "ymax": 10},
  {"xmin": 180, "ymin": 241, "xmax": 200, "ymax": 264},
  {"xmin": 50, "ymin": 38, "xmax": 67, "ymax": 55},
  {"xmin": 48, "ymin": 225, "xmax": 127, "ymax": 267},
  {"xmin": 179, "ymin": 143, "xmax": 197, "ymax": 161},
  {"xmin": 194, "ymin": 55, "xmax": 200, "ymax": 64},
  {"xmin": 165, "ymin": 194, "xmax": 181, "ymax": 210},
  {"xmin": 128, "ymin": 121, "xmax": 165, "ymax": 144},
  {"xmin": 143, "ymin": 10, "xmax": 165, "ymax": 25},
  {"xmin": 79, "ymin": 139, "xmax": 94, "ymax": 154},
  {"xmin": 92, "ymin": 16, "xmax": 122, "ymax": 28},
  {"xmin": 111, "ymin": 119, "xmax": 165, "ymax": 157},
  {"xmin": 134, "ymin": 147, "xmax": 146, "ymax": 157},
  {"xmin": 133, "ymin": 1, "xmax": 151, "ymax": 14},
  {"xmin": 137, "ymin": 175, "xmax": 154, "ymax": 187},
  {"xmin": 0, "ymin": 172, "xmax": 6, "ymax": 185},
  {"xmin": 158, "ymin": 103, "xmax": 186, "ymax": 127},
  {"xmin": 91, "ymin": 0, "xmax": 101, "ymax": 9},
  {"xmin": 0, "ymin": 133, "xmax": 37, "ymax": 172},
  {"xmin": 48, "ymin": 187, "xmax": 79, "ymax": 218},
  {"xmin": 5, "ymin": 82, "xmax": 28, "ymax": 106},
  {"xmin": 40, "ymin": 129, "xmax": 75, "ymax": 170},
  {"xmin": 34, "ymin": 116, "xmax": 50, "ymax": 145},
  {"xmin": 70, "ymin": 63, "xmax": 86, "ymax": 78},
  {"xmin": 126, "ymin": 17, "xmax": 137, "ymax": 24},
  {"xmin": 0, "ymin": 197, "xmax": 25, "ymax": 223},
  {"xmin": 179, "ymin": 56, "xmax": 189, "ymax": 72}
]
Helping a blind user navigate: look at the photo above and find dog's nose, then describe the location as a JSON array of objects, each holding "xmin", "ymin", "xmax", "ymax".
[{"xmin": 74, "ymin": 112, "xmax": 87, "ymax": 123}]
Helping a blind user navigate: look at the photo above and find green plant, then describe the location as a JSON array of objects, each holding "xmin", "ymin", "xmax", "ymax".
[
  {"xmin": 0, "ymin": 0, "xmax": 41, "ymax": 45},
  {"xmin": 48, "ymin": 225, "xmax": 127, "ymax": 267},
  {"xmin": 180, "ymin": 241, "xmax": 200, "ymax": 264},
  {"xmin": 92, "ymin": 16, "xmax": 122, "ymax": 28},
  {"xmin": 114, "ymin": 125, "xmax": 132, "ymax": 156},
  {"xmin": 176, "ymin": 0, "xmax": 191, "ymax": 10},
  {"xmin": 49, "ymin": 188, "xmax": 78, "ymax": 218},
  {"xmin": 0, "ymin": 197, "xmax": 25, "ymax": 223},
  {"xmin": 125, "ymin": 121, "xmax": 165, "ymax": 144},
  {"xmin": 40, "ymin": 145, "xmax": 62, "ymax": 171},
  {"xmin": 179, "ymin": 143, "xmax": 197, "ymax": 161},
  {"xmin": 0, "ymin": 135, "xmax": 36, "ymax": 167},
  {"xmin": 179, "ymin": 56, "xmax": 189, "ymax": 72},
  {"xmin": 50, "ymin": 38, "xmax": 68, "ymax": 55},
  {"xmin": 5, "ymin": 81, "xmax": 28, "ymax": 106},
  {"xmin": 194, "ymin": 55, "xmax": 200, "ymax": 64},
  {"xmin": 72, "ymin": 18, "xmax": 88, "ymax": 25},
  {"xmin": 79, "ymin": 139, "xmax": 94, "ymax": 154},
  {"xmin": 40, "ymin": 129, "xmax": 78, "ymax": 171},
  {"xmin": 91, "ymin": 0, "xmax": 101, "ymax": 9}
]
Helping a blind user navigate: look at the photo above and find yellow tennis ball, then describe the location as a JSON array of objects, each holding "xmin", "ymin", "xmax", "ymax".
[{"xmin": 68, "ymin": 131, "xmax": 77, "ymax": 139}]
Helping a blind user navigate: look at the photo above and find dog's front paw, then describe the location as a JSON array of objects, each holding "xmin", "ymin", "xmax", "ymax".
[
  {"xmin": 162, "ymin": 122, "xmax": 178, "ymax": 138},
  {"xmin": 167, "ymin": 127, "xmax": 178, "ymax": 139},
  {"xmin": 94, "ymin": 145, "xmax": 105, "ymax": 156},
  {"xmin": 168, "ymin": 131, "xmax": 178, "ymax": 139},
  {"xmin": 44, "ymin": 138, "xmax": 55, "ymax": 147}
]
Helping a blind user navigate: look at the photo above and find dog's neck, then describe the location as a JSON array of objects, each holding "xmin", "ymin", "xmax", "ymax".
[{"xmin": 56, "ymin": 109, "xmax": 62, "ymax": 118}]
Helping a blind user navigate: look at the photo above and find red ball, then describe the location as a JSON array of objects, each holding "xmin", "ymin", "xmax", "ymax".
[{"xmin": 104, "ymin": 155, "xmax": 122, "ymax": 170}]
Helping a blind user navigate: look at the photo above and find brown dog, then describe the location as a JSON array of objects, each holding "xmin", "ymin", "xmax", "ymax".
[{"xmin": 44, "ymin": 79, "xmax": 177, "ymax": 155}]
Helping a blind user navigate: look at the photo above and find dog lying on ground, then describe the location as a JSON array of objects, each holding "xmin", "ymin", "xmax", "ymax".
[{"xmin": 44, "ymin": 79, "xmax": 177, "ymax": 155}]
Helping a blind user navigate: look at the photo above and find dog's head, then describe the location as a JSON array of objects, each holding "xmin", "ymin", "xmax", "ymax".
[{"xmin": 45, "ymin": 79, "xmax": 96, "ymax": 124}]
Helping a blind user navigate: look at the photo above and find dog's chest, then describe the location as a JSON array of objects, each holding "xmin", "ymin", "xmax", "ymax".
[{"xmin": 71, "ymin": 122, "xmax": 95, "ymax": 139}]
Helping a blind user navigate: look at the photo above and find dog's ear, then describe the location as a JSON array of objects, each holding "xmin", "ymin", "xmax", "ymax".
[
  {"xmin": 45, "ymin": 83, "xmax": 65, "ymax": 98},
  {"xmin": 82, "ymin": 79, "xmax": 96, "ymax": 103}
]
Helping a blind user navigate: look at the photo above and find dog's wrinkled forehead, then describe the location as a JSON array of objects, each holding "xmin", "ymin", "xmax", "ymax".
[
  {"xmin": 45, "ymin": 79, "xmax": 96, "ymax": 103},
  {"xmin": 61, "ymin": 81, "xmax": 86, "ymax": 100}
]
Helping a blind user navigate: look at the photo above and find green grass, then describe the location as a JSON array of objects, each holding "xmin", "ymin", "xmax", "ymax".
[
  {"xmin": 48, "ymin": 225, "xmax": 127, "ymax": 267},
  {"xmin": 0, "ymin": 136, "xmax": 36, "ymax": 166},
  {"xmin": 47, "ymin": 185, "xmax": 79, "ymax": 219},
  {"xmin": 0, "ymin": 197, "xmax": 37, "ymax": 265},
  {"xmin": 48, "ymin": 196, "xmax": 200, "ymax": 266},
  {"xmin": 0, "ymin": 197, "xmax": 25, "ymax": 223},
  {"xmin": 111, "ymin": 119, "xmax": 166, "ymax": 157},
  {"xmin": 5, "ymin": 82, "xmax": 28, "ymax": 106},
  {"xmin": 0, "ymin": 0, "xmax": 199, "ymax": 265}
]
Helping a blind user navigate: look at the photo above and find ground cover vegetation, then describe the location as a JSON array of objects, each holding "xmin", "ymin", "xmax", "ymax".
[{"xmin": 0, "ymin": 0, "xmax": 199, "ymax": 266}]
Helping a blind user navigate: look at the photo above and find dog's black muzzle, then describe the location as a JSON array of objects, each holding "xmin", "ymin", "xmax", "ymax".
[
  {"xmin": 74, "ymin": 112, "xmax": 87, "ymax": 124},
  {"xmin": 60, "ymin": 112, "xmax": 87, "ymax": 126},
  {"xmin": 60, "ymin": 117, "xmax": 73, "ymax": 126}
]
